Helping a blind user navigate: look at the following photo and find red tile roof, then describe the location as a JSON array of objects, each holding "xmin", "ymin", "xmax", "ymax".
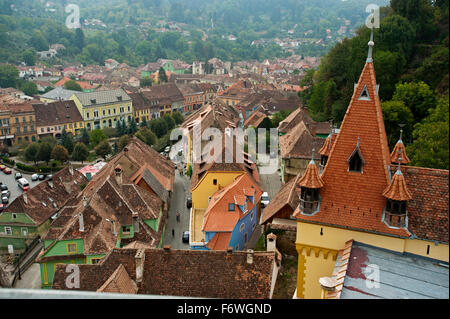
[
  {"xmin": 390, "ymin": 140, "xmax": 410, "ymax": 165},
  {"xmin": 96, "ymin": 264, "xmax": 138, "ymax": 294},
  {"xmin": 202, "ymin": 173, "xmax": 262, "ymax": 232},
  {"xmin": 319, "ymin": 133, "xmax": 337, "ymax": 157},
  {"xmin": 297, "ymin": 160, "xmax": 324, "ymax": 189},
  {"xmin": 382, "ymin": 168, "xmax": 413, "ymax": 201},
  {"xmin": 206, "ymin": 232, "xmax": 232, "ymax": 250},
  {"xmin": 294, "ymin": 62, "xmax": 410, "ymax": 238}
]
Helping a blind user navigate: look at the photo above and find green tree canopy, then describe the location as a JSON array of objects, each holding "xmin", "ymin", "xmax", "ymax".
[
  {"xmin": 118, "ymin": 134, "xmax": 129, "ymax": 151},
  {"xmin": 0, "ymin": 64, "xmax": 19, "ymax": 88},
  {"xmin": 135, "ymin": 126, "xmax": 157, "ymax": 146},
  {"xmin": 20, "ymin": 81, "xmax": 38, "ymax": 96},
  {"xmin": 95, "ymin": 140, "xmax": 112, "ymax": 160},
  {"xmin": 72, "ymin": 142, "xmax": 90, "ymax": 163},
  {"xmin": 381, "ymin": 100, "xmax": 414, "ymax": 148},
  {"xmin": 61, "ymin": 129, "xmax": 75, "ymax": 154},
  {"xmin": 37, "ymin": 142, "xmax": 52, "ymax": 164},
  {"xmin": 64, "ymin": 80, "xmax": 82, "ymax": 91},
  {"xmin": 392, "ymin": 81, "xmax": 436, "ymax": 122},
  {"xmin": 24, "ymin": 143, "xmax": 39, "ymax": 165},
  {"xmin": 171, "ymin": 112, "xmax": 184, "ymax": 125},
  {"xmin": 158, "ymin": 67, "xmax": 168, "ymax": 83},
  {"xmin": 51, "ymin": 144, "xmax": 69, "ymax": 162},
  {"xmin": 89, "ymin": 129, "xmax": 107, "ymax": 147}
]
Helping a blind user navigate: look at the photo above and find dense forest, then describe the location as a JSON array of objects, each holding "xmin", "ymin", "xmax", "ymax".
[
  {"xmin": 0, "ymin": 0, "xmax": 387, "ymax": 65},
  {"xmin": 299, "ymin": 0, "xmax": 449, "ymax": 169}
]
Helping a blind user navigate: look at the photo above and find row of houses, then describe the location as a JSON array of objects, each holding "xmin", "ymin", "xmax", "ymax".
[{"xmin": 0, "ymin": 82, "xmax": 219, "ymax": 146}]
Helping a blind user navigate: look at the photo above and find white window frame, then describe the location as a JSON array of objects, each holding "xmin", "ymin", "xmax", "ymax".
[{"xmin": 5, "ymin": 227, "xmax": 12, "ymax": 235}]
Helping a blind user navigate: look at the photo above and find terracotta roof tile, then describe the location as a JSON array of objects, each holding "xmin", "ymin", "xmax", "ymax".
[
  {"xmin": 382, "ymin": 169, "xmax": 413, "ymax": 201},
  {"xmin": 97, "ymin": 264, "xmax": 138, "ymax": 294},
  {"xmin": 297, "ymin": 160, "xmax": 324, "ymax": 189},
  {"xmin": 390, "ymin": 140, "xmax": 410, "ymax": 164}
]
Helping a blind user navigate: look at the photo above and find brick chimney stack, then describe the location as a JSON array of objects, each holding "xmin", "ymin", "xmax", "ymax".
[{"xmin": 135, "ymin": 249, "xmax": 145, "ymax": 284}]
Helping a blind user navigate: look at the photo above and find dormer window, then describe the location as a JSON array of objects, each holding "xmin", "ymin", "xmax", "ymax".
[
  {"xmin": 358, "ymin": 85, "xmax": 370, "ymax": 101},
  {"xmin": 228, "ymin": 203, "xmax": 235, "ymax": 211},
  {"xmin": 300, "ymin": 187, "xmax": 320, "ymax": 215},
  {"xmin": 348, "ymin": 139, "xmax": 365, "ymax": 173}
]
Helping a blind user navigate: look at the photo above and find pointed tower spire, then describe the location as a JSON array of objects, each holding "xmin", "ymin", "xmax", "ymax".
[
  {"xmin": 390, "ymin": 129, "xmax": 411, "ymax": 165},
  {"xmin": 367, "ymin": 27, "xmax": 374, "ymax": 63},
  {"xmin": 298, "ymin": 148, "xmax": 324, "ymax": 189}
]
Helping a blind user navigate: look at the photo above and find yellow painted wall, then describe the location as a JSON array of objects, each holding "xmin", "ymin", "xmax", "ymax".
[
  {"xmin": 70, "ymin": 95, "xmax": 133, "ymax": 129},
  {"xmin": 295, "ymin": 221, "xmax": 449, "ymax": 299},
  {"xmin": 191, "ymin": 171, "xmax": 243, "ymax": 209}
]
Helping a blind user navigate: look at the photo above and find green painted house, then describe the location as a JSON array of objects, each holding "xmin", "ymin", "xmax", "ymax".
[
  {"xmin": 0, "ymin": 166, "xmax": 87, "ymax": 255},
  {"xmin": 37, "ymin": 138, "xmax": 173, "ymax": 288}
]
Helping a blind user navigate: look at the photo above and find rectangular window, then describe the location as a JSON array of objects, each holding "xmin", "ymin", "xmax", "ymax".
[
  {"xmin": 16, "ymin": 127, "xmax": 20, "ymax": 133},
  {"xmin": 239, "ymin": 223, "xmax": 245, "ymax": 232},
  {"xmin": 122, "ymin": 226, "xmax": 131, "ymax": 233},
  {"xmin": 15, "ymin": 117, "xmax": 19, "ymax": 123},
  {"xmin": 23, "ymin": 126, "xmax": 28, "ymax": 133},
  {"xmin": 228, "ymin": 203, "xmax": 235, "ymax": 211},
  {"xmin": 30, "ymin": 125, "xmax": 34, "ymax": 131},
  {"xmin": 86, "ymin": 112, "xmax": 90, "ymax": 119},
  {"xmin": 91, "ymin": 258, "xmax": 101, "ymax": 264},
  {"xmin": 67, "ymin": 243, "xmax": 77, "ymax": 254},
  {"xmin": 29, "ymin": 116, "xmax": 33, "ymax": 122},
  {"xmin": 213, "ymin": 179, "xmax": 217, "ymax": 185},
  {"xmin": 5, "ymin": 227, "xmax": 12, "ymax": 235},
  {"xmin": 103, "ymin": 110, "xmax": 106, "ymax": 116},
  {"xmin": 22, "ymin": 117, "xmax": 26, "ymax": 123}
]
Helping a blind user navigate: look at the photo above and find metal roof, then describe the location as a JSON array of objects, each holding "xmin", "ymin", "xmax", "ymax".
[{"xmin": 341, "ymin": 242, "xmax": 449, "ymax": 299}]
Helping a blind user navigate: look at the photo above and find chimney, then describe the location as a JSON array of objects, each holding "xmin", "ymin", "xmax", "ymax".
[
  {"xmin": 246, "ymin": 249, "xmax": 254, "ymax": 264},
  {"xmin": 79, "ymin": 213, "xmax": 84, "ymax": 232},
  {"xmin": 227, "ymin": 246, "xmax": 233, "ymax": 253},
  {"xmin": 133, "ymin": 212, "xmax": 139, "ymax": 233},
  {"xmin": 266, "ymin": 233, "xmax": 277, "ymax": 252},
  {"xmin": 64, "ymin": 182, "xmax": 72, "ymax": 194},
  {"xmin": 48, "ymin": 180, "xmax": 54, "ymax": 188},
  {"xmin": 135, "ymin": 249, "xmax": 145, "ymax": 284},
  {"xmin": 69, "ymin": 165, "xmax": 74, "ymax": 176},
  {"xmin": 163, "ymin": 245, "xmax": 171, "ymax": 251},
  {"xmin": 115, "ymin": 165, "xmax": 123, "ymax": 185},
  {"xmin": 83, "ymin": 195, "xmax": 88, "ymax": 207},
  {"xmin": 23, "ymin": 192, "xmax": 28, "ymax": 205}
]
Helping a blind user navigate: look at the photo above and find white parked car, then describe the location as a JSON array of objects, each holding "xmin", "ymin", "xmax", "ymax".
[
  {"xmin": 31, "ymin": 173, "xmax": 39, "ymax": 181},
  {"xmin": 261, "ymin": 192, "xmax": 270, "ymax": 207}
]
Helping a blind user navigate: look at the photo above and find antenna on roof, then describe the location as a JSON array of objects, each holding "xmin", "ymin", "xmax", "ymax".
[
  {"xmin": 396, "ymin": 155, "xmax": 403, "ymax": 174},
  {"xmin": 310, "ymin": 148, "xmax": 315, "ymax": 164},
  {"xmin": 356, "ymin": 136, "xmax": 360, "ymax": 148}
]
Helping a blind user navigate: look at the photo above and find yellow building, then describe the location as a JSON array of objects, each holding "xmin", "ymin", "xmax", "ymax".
[
  {"xmin": 71, "ymin": 89, "xmax": 133, "ymax": 130},
  {"xmin": 289, "ymin": 35, "xmax": 449, "ymax": 299},
  {"xmin": 33, "ymin": 100, "xmax": 84, "ymax": 138}
]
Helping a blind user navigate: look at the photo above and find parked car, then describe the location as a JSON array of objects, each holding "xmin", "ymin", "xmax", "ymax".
[
  {"xmin": 261, "ymin": 192, "xmax": 270, "ymax": 207},
  {"xmin": 1, "ymin": 196, "xmax": 8, "ymax": 204},
  {"xmin": 31, "ymin": 173, "xmax": 39, "ymax": 181},
  {"xmin": 186, "ymin": 198, "xmax": 192, "ymax": 209},
  {"xmin": 3, "ymin": 168, "xmax": 11, "ymax": 174},
  {"xmin": 1, "ymin": 190, "xmax": 10, "ymax": 198},
  {"xmin": 0, "ymin": 164, "xmax": 6, "ymax": 171},
  {"xmin": 38, "ymin": 174, "xmax": 46, "ymax": 181},
  {"xmin": 0, "ymin": 184, "xmax": 7, "ymax": 191},
  {"xmin": 14, "ymin": 172, "xmax": 22, "ymax": 180},
  {"xmin": 182, "ymin": 231, "xmax": 190, "ymax": 243},
  {"xmin": 164, "ymin": 146, "xmax": 171, "ymax": 153},
  {"xmin": 47, "ymin": 174, "xmax": 53, "ymax": 180},
  {"xmin": 0, "ymin": 203, "xmax": 5, "ymax": 211},
  {"xmin": 17, "ymin": 178, "xmax": 29, "ymax": 192}
]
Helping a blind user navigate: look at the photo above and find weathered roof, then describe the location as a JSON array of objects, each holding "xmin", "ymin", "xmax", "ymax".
[
  {"xmin": 33, "ymin": 100, "xmax": 83, "ymax": 126},
  {"xmin": 279, "ymin": 120, "xmax": 324, "ymax": 160},
  {"xmin": 73, "ymin": 89, "xmax": 131, "ymax": 107},
  {"xmin": 40, "ymin": 87, "xmax": 79, "ymax": 101},
  {"xmin": 96, "ymin": 264, "xmax": 138, "ymax": 294},
  {"xmin": 339, "ymin": 242, "xmax": 449, "ymax": 299},
  {"xmin": 390, "ymin": 140, "xmax": 410, "ymax": 165},
  {"xmin": 52, "ymin": 248, "xmax": 277, "ymax": 299},
  {"xmin": 3, "ymin": 167, "xmax": 88, "ymax": 226},
  {"xmin": 244, "ymin": 110, "xmax": 267, "ymax": 128},
  {"xmin": 141, "ymin": 83, "xmax": 184, "ymax": 103}
]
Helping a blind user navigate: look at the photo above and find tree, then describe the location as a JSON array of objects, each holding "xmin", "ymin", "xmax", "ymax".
[
  {"xmin": 24, "ymin": 143, "xmax": 39, "ymax": 165},
  {"xmin": 381, "ymin": 100, "xmax": 414, "ymax": 148},
  {"xmin": 171, "ymin": 112, "xmax": 184, "ymax": 125},
  {"xmin": 89, "ymin": 129, "xmax": 107, "ymax": 147},
  {"xmin": 139, "ymin": 117, "xmax": 148, "ymax": 128},
  {"xmin": 392, "ymin": 81, "xmax": 436, "ymax": 122},
  {"xmin": 116, "ymin": 120, "xmax": 127, "ymax": 136},
  {"xmin": 51, "ymin": 145, "xmax": 69, "ymax": 162},
  {"xmin": 140, "ymin": 77, "xmax": 153, "ymax": 88},
  {"xmin": 128, "ymin": 118, "xmax": 138, "ymax": 135},
  {"xmin": 95, "ymin": 140, "xmax": 112, "ymax": 160},
  {"xmin": 75, "ymin": 28, "xmax": 85, "ymax": 51},
  {"xmin": 135, "ymin": 127, "xmax": 157, "ymax": 146},
  {"xmin": 0, "ymin": 64, "xmax": 19, "ymax": 88},
  {"xmin": 79, "ymin": 128, "xmax": 90, "ymax": 145},
  {"xmin": 118, "ymin": 135, "xmax": 129, "ymax": 151},
  {"xmin": 162, "ymin": 114, "xmax": 175, "ymax": 130},
  {"xmin": 20, "ymin": 81, "xmax": 38, "ymax": 96},
  {"xmin": 158, "ymin": 67, "xmax": 168, "ymax": 83},
  {"xmin": 64, "ymin": 80, "xmax": 82, "ymax": 91},
  {"xmin": 149, "ymin": 118, "xmax": 168, "ymax": 138},
  {"xmin": 30, "ymin": 30, "xmax": 48, "ymax": 51},
  {"xmin": 72, "ymin": 142, "xmax": 89, "ymax": 163},
  {"xmin": 271, "ymin": 110, "xmax": 292, "ymax": 127},
  {"xmin": 23, "ymin": 49, "xmax": 37, "ymax": 66},
  {"xmin": 407, "ymin": 97, "xmax": 449, "ymax": 169},
  {"xmin": 37, "ymin": 142, "xmax": 52, "ymax": 164},
  {"xmin": 61, "ymin": 129, "xmax": 75, "ymax": 154}
]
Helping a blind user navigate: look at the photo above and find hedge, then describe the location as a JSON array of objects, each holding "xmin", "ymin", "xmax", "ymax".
[
  {"xmin": 15, "ymin": 162, "xmax": 63, "ymax": 173},
  {"xmin": 0, "ymin": 156, "xmax": 15, "ymax": 166}
]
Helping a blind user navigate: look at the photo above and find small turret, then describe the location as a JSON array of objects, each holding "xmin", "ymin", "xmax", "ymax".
[{"xmin": 297, "ymin": 149, "xmax": 324, "ymax": 215}]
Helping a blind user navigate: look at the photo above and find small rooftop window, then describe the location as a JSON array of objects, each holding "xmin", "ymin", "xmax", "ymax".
[
  {"xmin": 228, "ymin": 203, "xmax": 235, "ymax": 211},
  {"xmin": 358, "ymin": 85, "xmax": 370, "ymax": 101}
]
